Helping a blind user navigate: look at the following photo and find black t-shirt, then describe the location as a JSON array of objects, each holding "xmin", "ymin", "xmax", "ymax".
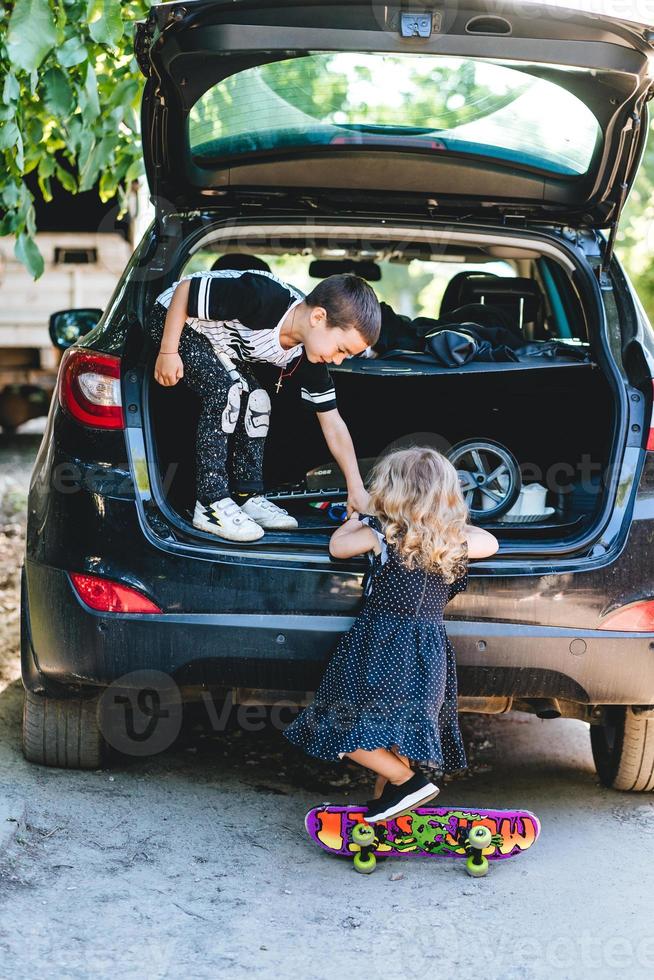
[{"xmin": 155, "ymin": 270, "xmax": 336, "ymax": 412}]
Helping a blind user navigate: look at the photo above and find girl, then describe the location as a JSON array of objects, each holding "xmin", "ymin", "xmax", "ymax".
[{"xmin": 283, "ymin": 447, "xmax": 499, "ymax": 823}]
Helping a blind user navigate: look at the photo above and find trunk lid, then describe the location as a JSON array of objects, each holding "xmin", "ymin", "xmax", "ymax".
[{"xmin": 136, "ymin": 0, "xmax": 654, "ymax": 230}]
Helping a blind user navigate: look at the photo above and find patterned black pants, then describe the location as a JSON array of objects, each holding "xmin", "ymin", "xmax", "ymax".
[{"xmin": 148, "ymin": 302, "xmax": 266, "ymax": 504}]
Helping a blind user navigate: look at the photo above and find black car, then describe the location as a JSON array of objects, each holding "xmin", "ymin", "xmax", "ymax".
[{"xmin": 22, "ymin": 0, "xmax": 654, "ymax": 790}]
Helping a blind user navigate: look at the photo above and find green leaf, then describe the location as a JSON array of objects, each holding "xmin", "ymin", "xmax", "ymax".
[
  {"xmin": 1, "ymin": 182, "xmax": 20, "ymax": 209},
  {"xmin": 57, "ymin": 36, "xmax": 88, "ymax": 68},
  {"xmin": 107, "ymin": 77, "xmax": 140, "ymax": 110},
  {"xmin": 121, "ymin": 106, "xmax": 138, "ymax": 133},
  {"xmin": 38, "ymin": 153, "xmax": 56, "ymax": 179},
  {"xmin": 54, "ymin": 1, "xmax": 66, "ymax": 34},
  {"xmin": 15, "ymin": 232, "xmax": 45, "ymax": 280},
  {"xmin": 55, "ymin": 164, "xmax": 77, "ymax": 193},
  {"xmin": 7, "ymin": 0, "xmax": 58, "ymax": 73},
  {"xmin": 27, "ymin": 117, "xmax": 44, "ymax": 143},
  {"xmin": 15, "ymin": 130, "xmax": 25, "ymax": 171},
  {"xmin": 99, "ymin": 167, "xmax": 118, "ymax": 200},
  {"xmin": 83, "ymin": 61, "xmax": 100, "ymax": 119},
  {"xmin": 42, "ymin": 67, "xmax": 74, "ymax": 116},
  {"xmin": 22, "ymin": 154, "xmax": 40, "ymax": 175},
  {"xmin": 3, "ymin": 73, "xmax": 20, "ymax": 105},
  {"xmin": 25, "ymin": 203, "xmax": 37, "ymax": 237},
  {"xmin": 124, "ymin": 156, "xmax": 144, "ymax": 183},
  {"xmin": 77, "ymin": 128, "xmax": 95, "ymax": 169},
  {"xmin": 0, "ymin": 213, "xmax": 20, "ymax": 236},
  {"xmin": 38, "ymin": 174, "xmax": 53, "ymax": 202},
  {"xmin": 79, "ymin": 134, "xmax": 115, "ymax": 191},
  {"xmin": 87, "ymin": 0, "xmax": 124, "ymax": 48},
  {"xmin": 76, "ymin": 127, "xmax": 94, "ymax": 170},
  {"xmin": 0, "ymin": 121, "xmax": 20, "ymax": 152}
]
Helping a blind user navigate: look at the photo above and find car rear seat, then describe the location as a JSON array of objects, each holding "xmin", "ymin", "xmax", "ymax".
[{"xmin": 441, "ymin": 273, "xmax": 547, "ymax": 341}]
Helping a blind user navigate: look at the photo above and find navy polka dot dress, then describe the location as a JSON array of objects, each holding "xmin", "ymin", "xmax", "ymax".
[{"xmin": 283, "ymin": 515, "xmax": 468, "ymax": 772}]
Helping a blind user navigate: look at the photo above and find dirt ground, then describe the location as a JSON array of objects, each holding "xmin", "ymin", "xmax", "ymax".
[{"xmin": 1, "ymin": 428, "xmax": 654, "ymax": 980}]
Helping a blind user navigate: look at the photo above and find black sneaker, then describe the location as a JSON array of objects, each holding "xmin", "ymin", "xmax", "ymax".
[{"xmin": 364, "ymin": 772, "xmax": 440, "ymax": 823}]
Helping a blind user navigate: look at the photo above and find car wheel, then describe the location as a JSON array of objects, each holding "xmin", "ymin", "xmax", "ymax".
[
  {"xmin": 590, "ymin": 707, "xmax": 654, "ymax": 791},
  {"xmin": 447, "ymin": 438, "xmax": 521, "ymax": 520},
  {"xmin": 22, "ymin": 690, "xmax": 107, "ymax": 770}
]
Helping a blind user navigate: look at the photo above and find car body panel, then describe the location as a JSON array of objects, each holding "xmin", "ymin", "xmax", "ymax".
[
  {"xmin": 22, "ymin": 549, "xmax": 654, "ymax": 705},
  {"xmin": 136, "ymin": 0, "xmax": 654, "ymax": 225}
]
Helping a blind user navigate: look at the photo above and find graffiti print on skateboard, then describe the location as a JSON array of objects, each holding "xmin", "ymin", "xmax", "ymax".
[{"xmin": 305, "ymin": 804, "xmax": 540, "ymax": 876}]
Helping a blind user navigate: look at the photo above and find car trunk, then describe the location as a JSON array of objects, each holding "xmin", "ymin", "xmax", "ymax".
[{"xmin": 146, "ymin": 351, "xmax": 613, "ymax": 552}]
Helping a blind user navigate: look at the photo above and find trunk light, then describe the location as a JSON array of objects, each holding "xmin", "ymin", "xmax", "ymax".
[
  {"xmin": 599, "ymin": 599, "xmax": 654, "ymax": 632},
  {"xmin": 58, "ymin": 348, "xmax": 124, "ymax": 429},
  {"xmin": 70, "ymin": 573, "xmax": 161, "ymax": 614}
]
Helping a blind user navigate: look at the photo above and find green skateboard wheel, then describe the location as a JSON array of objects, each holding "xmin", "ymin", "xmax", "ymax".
[
  {"xmin": 351, "ymin": 823, "xmax": 376, "ymax": 847},
  {"xmin": 468, "ymin": 825, "xmax": 493, "ymax": 850},
  {"xmin": 466, "ymin": 854, "xmax": 489, "ymax": 877},
  {"xmin": 353, "ymin": 851, "xmax": 377, "ymax": 874}
]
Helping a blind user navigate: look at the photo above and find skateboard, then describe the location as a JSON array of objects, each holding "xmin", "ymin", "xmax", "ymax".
[{"xmin": 305, "ymin": 804, "xmax": 540, "ymax": 876}]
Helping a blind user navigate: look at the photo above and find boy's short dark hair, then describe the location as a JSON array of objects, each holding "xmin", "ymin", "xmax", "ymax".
[{"xmin": 305, "ymin": 274, "xmax": 381, "ymax": 347}]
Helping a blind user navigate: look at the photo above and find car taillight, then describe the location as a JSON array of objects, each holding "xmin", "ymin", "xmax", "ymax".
[
  {"xmin": 58, "ymin": 348, "xmax": 124, "ymax": 429},
  {"xmin": 647, "ymin": 380, "xmax": 654, "ymax": 451},
  {"xmin": 70, "ymin": 573, "xmax": 161, "ymax": 614},
  {"xmin": 598, "ymin": 599, "xmax": 654, "ymax": 632}
]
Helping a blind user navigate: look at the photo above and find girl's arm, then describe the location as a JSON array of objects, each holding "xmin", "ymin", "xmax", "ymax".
[
  {"xmin": 154, "ymin": 279, "xmax": 191, "ymax": 387},
  {"xmin": 329, "ymin": 513, "xmax": 379, "ymax": 559},
  {"xmin": 465, "ymin": 523, "xmax": 499, "ymax": 559},
  {"xmin": 331, "ymin": 517, "xmax": 498, "ymax": 561},
  {"xmin": 317, "ymin": 410, "xmax": 370, "ymax": 516}
]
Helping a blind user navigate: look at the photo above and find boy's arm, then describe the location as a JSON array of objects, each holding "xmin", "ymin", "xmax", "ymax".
[
  {"xmin": 317, "ymin": 409, "xmax": 370, "ymax": 516},
  {"xmin": 160, "ymin": 279, "xmax": 191, "ymax": 353},
  {"xmin": 153, "ymin": 279, "xmax": 191, "ymax": 387}
]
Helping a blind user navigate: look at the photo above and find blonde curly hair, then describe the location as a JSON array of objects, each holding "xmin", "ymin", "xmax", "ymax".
[{"xmin": 367, "ymin": 447, "xmax": 469, "ymax": 584}]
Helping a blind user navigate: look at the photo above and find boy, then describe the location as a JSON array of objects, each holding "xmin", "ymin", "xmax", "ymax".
[{"xmin": 149, "ymin": 269, "xmax": 381, "ymax": 542}]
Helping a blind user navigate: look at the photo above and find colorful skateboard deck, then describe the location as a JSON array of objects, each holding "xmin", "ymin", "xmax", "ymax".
[{"xmin": 305, "ymin": 804, "xmax": 540, "ymax": 875}]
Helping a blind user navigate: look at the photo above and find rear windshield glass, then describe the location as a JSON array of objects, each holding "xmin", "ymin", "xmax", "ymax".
[{"xmin": 189, "ymin": 53, "xmax": 601, "ymax": 177}]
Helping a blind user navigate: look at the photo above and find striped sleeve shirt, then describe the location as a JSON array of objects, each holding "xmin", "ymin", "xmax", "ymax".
[{"xmin": 155, "ymin": 269, "xmax": 336, "ymax": 413}]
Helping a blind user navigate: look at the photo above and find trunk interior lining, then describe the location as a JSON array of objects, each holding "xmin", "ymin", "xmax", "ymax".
[{"xmin": 147, "ymin": 359, "xmax": 611, "ymax": 544}]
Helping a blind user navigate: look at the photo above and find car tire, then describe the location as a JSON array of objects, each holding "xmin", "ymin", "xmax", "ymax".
[
  {"xmin": 22, "ymin": 690, "xmax": 107, "ymax": 770},
  {"xmin": 590, "ymin": 706, "xmax": 654, "ymax": 791}
]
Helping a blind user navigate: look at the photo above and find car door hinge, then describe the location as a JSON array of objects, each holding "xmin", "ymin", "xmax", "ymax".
[{"xmin": 595, "ymin": 263, "xmax": 613, "ymax": 292}]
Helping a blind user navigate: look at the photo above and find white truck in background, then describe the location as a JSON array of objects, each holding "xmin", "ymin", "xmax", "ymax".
[{"xmin": 0, "ymin": 181, "xmax": 151, "ymax": 433}]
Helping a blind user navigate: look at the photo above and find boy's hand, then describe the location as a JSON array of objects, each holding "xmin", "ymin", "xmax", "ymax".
[
  {"xmin": 154, "ymin": 351, "xmax": 184, "ymax": 386},
  {"xmin": 346, "ymin": 486, "xmax": 370, "ymax": 516}
]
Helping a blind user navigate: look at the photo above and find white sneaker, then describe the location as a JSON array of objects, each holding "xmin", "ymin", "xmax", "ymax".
[
  {"xmin": 192, "ymin": 497, "xmax": 264, "ymax": 542},
  {"xmin": 241, "ymin": 494, "xmax": 299, "ymax": 530}
]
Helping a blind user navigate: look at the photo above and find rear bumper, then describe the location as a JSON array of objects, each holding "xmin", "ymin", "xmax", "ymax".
[{"xmin": 23, "ymin": 560, "xmax": 654, "ymax": 706}]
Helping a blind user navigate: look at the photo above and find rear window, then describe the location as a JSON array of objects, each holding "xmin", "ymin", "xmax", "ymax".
[{"xmin": 189, "ymin": 53, "xmax": 601, "ymax": 177}]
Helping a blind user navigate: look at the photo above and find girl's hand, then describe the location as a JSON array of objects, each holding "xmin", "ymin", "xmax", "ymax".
[
  {"xmin": 346, "ymin": 485, "xmax": 370, "ymax": 517},
  {"xmin": 154, "ymin": 351, "xmax": 184, "ymax": 387}
]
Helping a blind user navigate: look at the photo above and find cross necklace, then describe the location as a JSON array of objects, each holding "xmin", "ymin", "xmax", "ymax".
[{"xmin": 275, "ymin": 306, "xmax": 303, "ymax": 394}]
